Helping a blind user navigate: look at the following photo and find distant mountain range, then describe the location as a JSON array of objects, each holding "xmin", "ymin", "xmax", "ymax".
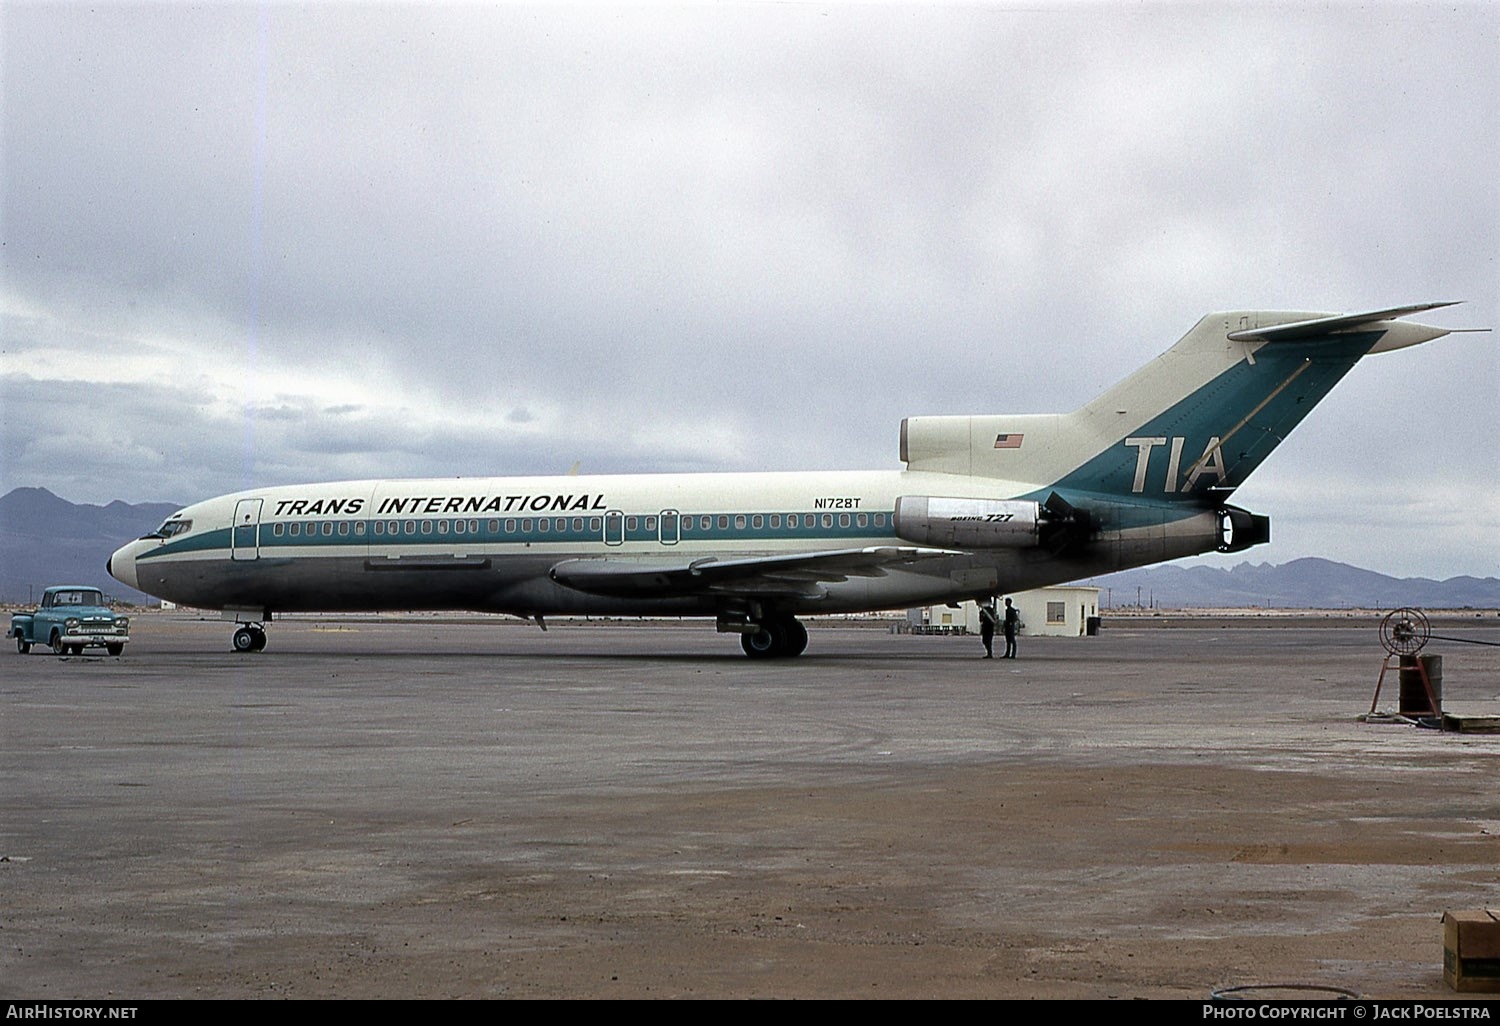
[
  {"xmin": 1084, "ymin": 557, "xmax": 1499, "ymax": 610},
  {"xmin": 1, "ymin": 487, "xmax": 1496, "ymax": 609},
  {"xmin": 1, "ymin": 487, "xmax": 179, "ymax": 605}
]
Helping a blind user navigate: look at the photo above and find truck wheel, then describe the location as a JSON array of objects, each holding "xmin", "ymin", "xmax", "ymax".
[
  {"xmin": 16, "ymin": 636, "xmax": 30, "ymax": 654},
  {"xmin": 106, "ymin": 643, "xmax": 124, "ymax": 656},
  {"xmin": 50, "ymin": 630, "xmax": 66, "ymax": 655}
]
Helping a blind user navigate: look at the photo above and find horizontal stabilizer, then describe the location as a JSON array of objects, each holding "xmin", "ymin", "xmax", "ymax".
[{"xmin": 1226, "ymin": 302, "xmax": 1461, "ymax": 343}]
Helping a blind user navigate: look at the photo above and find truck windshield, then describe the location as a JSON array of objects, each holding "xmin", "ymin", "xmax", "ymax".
[{"xmin": 48, "ymin": 590, "xmax": 105, "ymax": 608}]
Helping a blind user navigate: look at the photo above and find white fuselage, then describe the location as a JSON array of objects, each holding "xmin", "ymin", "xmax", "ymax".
[{"xmin": 107, "ymin": 467, "xmax": 1219, "ymax": 620}]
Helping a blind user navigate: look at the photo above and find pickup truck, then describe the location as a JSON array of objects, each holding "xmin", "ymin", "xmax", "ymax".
[{"xmin": 10, "ymin": 586, "xmax": 130, "ymax": 655}]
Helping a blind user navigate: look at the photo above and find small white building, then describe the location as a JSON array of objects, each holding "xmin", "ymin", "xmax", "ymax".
[{"xmin": 909, "ymin": 585, "xmax": 1101, "ymax": 638}]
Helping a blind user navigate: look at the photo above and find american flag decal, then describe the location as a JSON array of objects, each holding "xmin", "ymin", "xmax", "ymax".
[{"xmin": 993, "ymin": 433, "xmax": 1024, "ymax": 449}]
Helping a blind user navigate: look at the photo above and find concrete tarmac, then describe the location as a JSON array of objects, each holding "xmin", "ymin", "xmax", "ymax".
[{"xmin": 3, "ymin": 613, "xmax": 1499, "ymax": 999}]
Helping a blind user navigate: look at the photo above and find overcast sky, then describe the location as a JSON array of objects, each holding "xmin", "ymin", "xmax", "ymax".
[{"xmin": 2, "ymin": 2, "xmax": 1495, "ymax": 579}]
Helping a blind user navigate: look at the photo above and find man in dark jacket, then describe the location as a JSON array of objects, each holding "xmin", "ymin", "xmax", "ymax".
[
  {"xmin": 1002, "ymin": 597, "xmax": 1019, "ymax": 659},
  {"xmin": 979, "ymin": 599, "xmax": 998, "ymax": 658}
]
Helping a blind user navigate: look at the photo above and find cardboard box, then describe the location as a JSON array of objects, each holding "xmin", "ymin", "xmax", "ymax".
[{"xmin": 1443, "ymin": 910, "xmax": 1500, "ymax": 992}]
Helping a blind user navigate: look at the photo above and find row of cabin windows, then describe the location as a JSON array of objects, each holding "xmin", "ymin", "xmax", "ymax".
[{"xmin": 265, "ymin": 511, "xmax": 890, "ymax": 540}]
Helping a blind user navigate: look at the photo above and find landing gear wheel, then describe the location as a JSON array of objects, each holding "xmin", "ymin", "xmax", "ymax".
[
  {"xmin": 233, "ymin": 626, "xmax": 266, "ymax": 653},
  {"xmin": 783, "ymin": 617, "xmax": 808, "ymax": 657},
  {"xmin": 741, "ymin": 620, "xmax": 785, "ymax": 659},
  {"xmin": 739, "ymin": 616, "xmax": 807, "ymax": 659}
]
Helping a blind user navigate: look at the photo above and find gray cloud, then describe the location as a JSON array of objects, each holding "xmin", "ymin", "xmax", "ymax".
[{"xmin": 2, "ymin": 3, "xmax": 1494, "ymax": 579}]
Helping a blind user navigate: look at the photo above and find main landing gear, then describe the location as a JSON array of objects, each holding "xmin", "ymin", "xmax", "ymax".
[
  {"xmin": 232, "ymin": 623, "xmax": 268, "ymax": 652},
  {"xmin": 738, "ymin": 615, "xmax": 808, "ymax": 660}
]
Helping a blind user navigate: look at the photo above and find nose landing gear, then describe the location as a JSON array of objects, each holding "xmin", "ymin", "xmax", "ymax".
[{"xmin": 232, "ymin": 624, "xmax": 268, "ymax": 652}]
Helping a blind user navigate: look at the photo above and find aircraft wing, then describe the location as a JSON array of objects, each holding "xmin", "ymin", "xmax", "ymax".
[{"xmin": 549, "ymin": 546, "xmax": 959, "ymax": 600}]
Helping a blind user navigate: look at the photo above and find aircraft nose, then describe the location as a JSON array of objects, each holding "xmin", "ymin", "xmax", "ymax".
[{"xmin": 107, "ymin": 541, "xmax": 140, "ymax": 591}]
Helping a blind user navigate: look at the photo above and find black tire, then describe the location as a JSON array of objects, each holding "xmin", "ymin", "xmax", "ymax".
[
  {"xmin": 783, "ymin": 617, "xmax": 808, "ymax": 657},
  {"xmin": 17, "ymin": 636, "xmax": 31, "ymax": 655},
  {"xmin": 51, "ymin": 631, "xmax": 66, "ymax": 655},
  {"xmin": 249, "ymin": 628, "xmax": 267, "ymax": 651},
  {"xmin": 740, "ymin": 620, "xmax": 784, "ymax": 659},
  {"xmin": 233, "ymin": 627, "xmax": 258, "ymax": 652},
  {"xmin": 106, "ymin": 643, "xmax": 124, "ymax": 656}
]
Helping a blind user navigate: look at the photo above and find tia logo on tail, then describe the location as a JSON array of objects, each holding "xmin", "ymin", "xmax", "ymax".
[{"xmin": 1123, "ymin": 436, "xmax": 1226, "ymax": 493}]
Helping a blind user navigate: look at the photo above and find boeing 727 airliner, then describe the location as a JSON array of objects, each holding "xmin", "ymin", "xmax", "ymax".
[{"xmin": 108, "ymin": 303, "xmax": 1468, "ymax": 656}]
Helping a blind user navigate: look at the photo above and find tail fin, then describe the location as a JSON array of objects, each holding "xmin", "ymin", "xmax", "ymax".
[{"xmin": 902, "ymin": 304, "xmax": 1464, "ymax": 501}]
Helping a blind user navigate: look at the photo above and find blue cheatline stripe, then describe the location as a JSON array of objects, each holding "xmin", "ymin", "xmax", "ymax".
[{"xmin": 138, "ymin": 510, "xmax": 900, "ymax": 561}]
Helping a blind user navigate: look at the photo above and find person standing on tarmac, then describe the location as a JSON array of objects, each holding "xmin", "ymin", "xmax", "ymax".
[
  {"xmin": 979, "ymin": 598, "xmax": 998, "ymax": 658},
  {"xmin": 1001, "ymin": 597, "xmax": 1019, "ymax": 659}
]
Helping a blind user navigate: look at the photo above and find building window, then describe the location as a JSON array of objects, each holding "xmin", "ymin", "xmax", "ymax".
[{"xmin": 1046, "ymin": 601, "xmax": 1065, "ymax": 624}]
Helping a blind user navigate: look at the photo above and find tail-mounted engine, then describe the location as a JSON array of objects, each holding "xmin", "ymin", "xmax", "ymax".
[
  {"xmin": 1216, "ymin": 505, "xmax": 1271, "ymax": 552},
  {"xmin": 893, "ymin": 493, "xmax": 1094, "ymax": 554}
]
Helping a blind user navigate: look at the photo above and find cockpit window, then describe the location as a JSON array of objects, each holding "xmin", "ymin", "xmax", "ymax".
[{"xmin": 145, "ymin": 518, "xmax": 193, "ymax": 539}]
